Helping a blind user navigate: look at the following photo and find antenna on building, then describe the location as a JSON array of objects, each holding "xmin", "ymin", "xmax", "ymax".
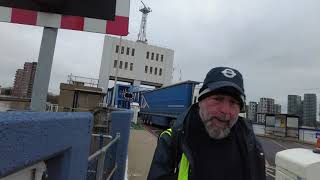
[{"xmin": 137, "ymin": 1, "xmax": 151, "ymax": 43}]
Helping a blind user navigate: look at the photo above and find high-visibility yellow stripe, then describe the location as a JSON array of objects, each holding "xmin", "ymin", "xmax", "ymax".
[
  {"xmin": 178, "ymin": 153, "xmax": 189, "ymax": 180},
  {"xmin": 160, "ymin": 128, "xmax": 172, "ymax": 137}
]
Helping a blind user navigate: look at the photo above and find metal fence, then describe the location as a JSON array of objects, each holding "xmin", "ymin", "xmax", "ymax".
[{"xmin": 87, "ymin": 133, "xmax": 120, "ymax": 180}]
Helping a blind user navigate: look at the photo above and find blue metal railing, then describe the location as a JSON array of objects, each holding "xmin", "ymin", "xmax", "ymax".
[{"xmin": 87, "ymin": 133, "xmax": 121, "ymax": 180}]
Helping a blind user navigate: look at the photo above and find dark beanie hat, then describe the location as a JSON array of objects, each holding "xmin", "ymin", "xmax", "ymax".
[{"xmin": 198, "ymin": 67, "xmax": 246, "ymax": 108}]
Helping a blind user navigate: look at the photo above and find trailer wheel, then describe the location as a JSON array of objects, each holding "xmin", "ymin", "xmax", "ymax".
[{"xmin": 142, "ymin": 115, "xmax": 146, "ymax": 124}]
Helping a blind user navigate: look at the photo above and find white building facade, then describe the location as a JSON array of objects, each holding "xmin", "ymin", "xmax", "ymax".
[{"xmin": 98, "ymin": 36, "xmax": 174, "ymax": 92}]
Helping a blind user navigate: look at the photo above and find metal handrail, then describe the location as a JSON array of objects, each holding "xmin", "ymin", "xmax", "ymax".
[
  {"xmin": 106, "ymin": 164, "xmax": 117, "ymax": 180},
  {"xmin": 88, "ymin": 133, "xmax": 120, "ymax": 161},
  {"xmin": 92, "ymin": 134, "xmax": 113, "ymax": 139}
]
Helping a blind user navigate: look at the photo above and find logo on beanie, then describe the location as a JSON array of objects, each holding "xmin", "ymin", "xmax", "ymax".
[{"xmin": 221, "ymin": 68, "xmax": 236, "ymax": 78}]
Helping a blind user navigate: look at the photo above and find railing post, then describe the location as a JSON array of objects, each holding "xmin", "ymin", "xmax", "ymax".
[
  {"xmin": 109, "ymin": 110, "xmax": 133, "ymax": 180},
  {"xmin": 96, "ymin": 152, "xmax": 106, "ymax": 180}
]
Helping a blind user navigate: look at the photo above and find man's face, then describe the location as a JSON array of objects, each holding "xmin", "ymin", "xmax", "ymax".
[{"xmin": 198, "ymin": 94, "xmax": 241, "ymax": 139}]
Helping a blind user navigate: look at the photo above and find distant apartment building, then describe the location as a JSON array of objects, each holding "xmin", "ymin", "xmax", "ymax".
[
  {"xmin": 258, "ymin": 98, "xmax": 275, "ymax": 113},
  {"xmin": 274, "ymin": 104, "xmax": 281, "ymax": 114},
  {"xmin": 12, "ymin": 62, "xmax": 37, "ymax": 98},
  {"xmin": 257, "ymin": 98, "xmax": 275, "ymax": 123},
  {"xmin": 248, "ymin": 101, "xmax": 258, "ymax": 122},
  {"xmin": 303, "ymin": 93, "xmax": 317, "ymax": 127},
  {"xmin": 287, "ymin": 95, "xmax": 303, "ymax": 125}
]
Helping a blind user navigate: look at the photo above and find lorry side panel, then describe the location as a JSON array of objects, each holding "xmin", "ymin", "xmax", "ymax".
[{"xmin": 140, "ymin": 81, "xmax": 199, "ymax": 126}]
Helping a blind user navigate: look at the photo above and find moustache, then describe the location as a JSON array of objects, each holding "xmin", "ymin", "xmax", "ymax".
[{"xmin": 204, "ymin": 115, "xmax": 230, "ymax": 123}]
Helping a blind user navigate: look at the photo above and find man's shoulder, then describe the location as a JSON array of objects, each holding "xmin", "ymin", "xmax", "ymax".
[
  {"xmin": 234, "ymin": 117, "xmax": 256, "ymax": 138},
  {"xmin": 172, "ymin": 103, "xmax": 199, "ymax": 131}
]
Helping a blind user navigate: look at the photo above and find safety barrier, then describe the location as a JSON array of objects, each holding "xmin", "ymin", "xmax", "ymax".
[
  {"xmin": 87, "ymin": 133, "xmax": 120, "ymax": 180},
  {"xmin": 252, "ymin": 122, "xmax": 320, "ymax": 144},
  {"xmin": 0, "ymin": 112, "xmax": 93, "ymax": 180},
  {"xmin": 0, "ymin": 110, "xmax": 133, "ymax": 180}
]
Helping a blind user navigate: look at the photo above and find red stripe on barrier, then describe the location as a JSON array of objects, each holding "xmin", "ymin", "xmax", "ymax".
[
  {"xmin": 106, "ymin": 16, "xmax": 129, "ymax": 36},
  {"xmin": 61, "ymin": 16, "xmax": 84, "ymax": 31},
  {"xmin": 11, "ymin": 8, "xmax": 37, "ymax": 25}
]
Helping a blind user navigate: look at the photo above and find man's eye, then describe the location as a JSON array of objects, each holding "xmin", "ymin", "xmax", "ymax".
[
  {"xmin": 212, "ymin": 97, "xmax": 224, "ymax": 101},
  {"xmin": 230, "ymin": 100, "xmax": 240, "ymax": 105}
]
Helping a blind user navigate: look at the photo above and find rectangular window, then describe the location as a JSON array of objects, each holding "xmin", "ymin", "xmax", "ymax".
[
  {"xmin": 121, "ymin": 46, "xmax": 124, "ymax": 54},
  {"xmin": 155, "ymin": 67, "xmax": 158, "ymax": 75},
  {"xmin": 146, "ymin": 52, "xmax": 149, "ymax": 59},
  {"xmin": 150, "ymin": 67, "xmax": 153, "ymax": 74},
  {"xmin": 145, "ymin": 66, "xmax": 148, "ymax": 73},
  {"xmin": 130, "ymin": 63, "xmax": 133, "ymax": 71},
  {"xmin": 132, "ymin": 49, "xmax": 135, "ymax": 56},
  {"xmin": 156, "ymin": 54, "xmax": 159, "ymax": 61},
  {"xmin": 159, "ymin": 68, "xmax": 162, "ymax": 76},
  {"xmin": 126, "ymin": 47, "xmax": 130, "ymax": 55},
  {"xmin": 161, "ymin": 55, "xmax": 164, "ymax": 62},
  {"xmin": 151, "ymin": 52, "xmax": 154, "ymax": 60},
  {"xmin": 125, "ymin": 62, "xmax": 128, "ymax": 69},
  {"xmin": 114, "ymin": 60, "xmax": 118, "ymax": 68},
  {"xmin": 119, "ymin": 61, "xmax": 123, "ymax": 69},
  {"xmin": 115, "ymin": 45, "xmax": 119, "ymax": 53}
]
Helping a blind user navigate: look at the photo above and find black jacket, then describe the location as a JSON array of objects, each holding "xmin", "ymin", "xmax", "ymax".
[{"xmin": 147, "ymin": 103, "xmax": 266, "ymax": 180}]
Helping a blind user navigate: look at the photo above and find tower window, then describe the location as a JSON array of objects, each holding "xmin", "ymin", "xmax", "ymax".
[
  {"xmin": 130, "ymin": 63, "xmax": 133, "ymax": 71},
  {"xmin": 132, "ymin": 49, "xmax": 135, "ymax": 56}
]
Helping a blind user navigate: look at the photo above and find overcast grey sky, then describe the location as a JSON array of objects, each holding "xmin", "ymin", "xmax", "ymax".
[{"xmin": 1, "ymin": 0, "xmax": 320, "ymax": 113}]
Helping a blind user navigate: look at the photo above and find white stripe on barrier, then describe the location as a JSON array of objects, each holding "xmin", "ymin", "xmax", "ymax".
[
  {"xmin": 84, "ymin": 18, "xmax": 106, "ymax": 34},
  {"xmin": 37, "ymin": 12, "xmax": 61, "ymax": 28},
  {"xmin": 0, "ymin": 6, "xmax": 129, "ymax": 35},
  {"xmin": 116, "ymin": 0, "xmax": 131, "ymax": 17},
  {"xmin": 0, "ymin": 6, "xmax": 11, "ymax": 22}
]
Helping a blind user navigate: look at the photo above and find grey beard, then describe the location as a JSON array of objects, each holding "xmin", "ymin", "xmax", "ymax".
[{"xmin": 200, "ymin": 114, "xmax": 237, "ymax": 140}]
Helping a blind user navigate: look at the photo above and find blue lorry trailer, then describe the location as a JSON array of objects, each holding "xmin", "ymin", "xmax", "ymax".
[
  {"xmin": 106, "ymin": 84, "xmax": 152, "ymax": 109},
  {"xmin": 139, "ymin": 81, "xmax": 200, "ymax": 127}
]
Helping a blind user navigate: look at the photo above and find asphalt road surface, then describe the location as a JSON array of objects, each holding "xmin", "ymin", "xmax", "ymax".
[{"xmin": 257, "ymin": 136, "xmax": 314, "ymax": 180}]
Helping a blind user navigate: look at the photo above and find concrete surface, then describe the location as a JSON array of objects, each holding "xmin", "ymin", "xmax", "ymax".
[{"xmin": 127, "ymin": 129, "xmax": 157, "ymax": 180}]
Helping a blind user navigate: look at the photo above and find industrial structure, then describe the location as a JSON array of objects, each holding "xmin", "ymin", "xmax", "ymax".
[
  {"xmin": 98, "ymin": 1, "xmax": 174, "ymax": 94},
  {"xmin": 12, "ymin": 62, "xmax": 37, "ymax": 98},
  {"xmin": 58, "ymin": 75, "xmax": 105, "ymax": 112},
  {"xmin": 98, "ymin": 36, "xmax": 174, "ymax": 90},
  {"xmin": 137, "ymin": 1, "xmax": 152, "ymax": 43}
]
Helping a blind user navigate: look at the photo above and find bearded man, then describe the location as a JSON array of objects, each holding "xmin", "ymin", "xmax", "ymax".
[{"xmin": 147, "ymin": 67, "xmax": 266, "ymax": 180}]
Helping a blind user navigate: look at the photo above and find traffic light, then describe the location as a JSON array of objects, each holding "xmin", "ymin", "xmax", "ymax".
[{"xmin": 0, "ymin": 0, "xmax": 116, "ymax": 20}]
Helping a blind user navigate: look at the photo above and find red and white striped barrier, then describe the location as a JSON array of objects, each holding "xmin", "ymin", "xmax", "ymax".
[{"xmin": 0, "ymin": 0, "xmax": 130, "ymax": 36}]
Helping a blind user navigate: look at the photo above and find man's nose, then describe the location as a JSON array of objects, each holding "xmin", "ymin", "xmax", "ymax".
[{"xmin": 218, "ymin": 100, "xmax": 232, "ymax": 118}]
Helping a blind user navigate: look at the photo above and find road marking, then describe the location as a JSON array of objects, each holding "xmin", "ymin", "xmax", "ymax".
[
  {"xmin": 266, "ymin": 171, "xmax": 276, "ymax": 178},
  {"xmin": 270, "ymin": 139, "xmax": 289, "ymax": 150},
  {"xmin": 266, "ymin": 168, "xmax": 274, "ymax": 173},
  {"xmin": 265, "ymin": 160, "xmax": 270, "ymax": 167}
]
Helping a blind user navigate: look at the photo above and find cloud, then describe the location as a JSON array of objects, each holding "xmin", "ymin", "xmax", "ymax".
[{"xmin": 1, "ymin": 0, "xmax": 320, "ymax": 115}]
